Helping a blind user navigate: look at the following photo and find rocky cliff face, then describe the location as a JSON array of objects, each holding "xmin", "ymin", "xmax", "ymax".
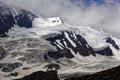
[
  {"xmin": 0, "ymin": 1, "xmax": 120, "ymax": 80},
  {"xmin": 46, "ymin": 31, "xmax": 113, "ymax": 59},
  {"xmin": 0, "ymin": 2, "xmax": 36, "ymax": 37},
  {"xmin": 0, "ymin": 46, "xmax": 7, "ymax": 59}
]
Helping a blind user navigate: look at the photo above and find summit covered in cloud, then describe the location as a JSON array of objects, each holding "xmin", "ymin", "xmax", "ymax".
[
  {"xmin": 0, "ymin": 1, "xmax": 120, "ymax": 80},
  {"xmin": 2, "ymin": 0, "xmax": 120, "ymax": 38}
]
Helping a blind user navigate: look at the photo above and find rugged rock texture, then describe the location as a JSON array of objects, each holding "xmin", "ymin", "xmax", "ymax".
[
  {"xmin": 105, "ymin": 37, "xmax": 119, "ymax": 50},
  {"xmin": 13, "ymin": 66, "xmax": 120, "ymax": 80},
  {"xmin": 0, "ymin": 1, "xmax": 36, "ymax": 37},
  {"xmin": 0, "ymin": 38, "xmax": 56, "ymax": 63},
  {"xmin": 46, "ymin": 31, "xmax": 113, "ymax": 59},
  {"xmin": 65, "ymin": 66, "xmax": 120, "ymax": 80},
  {"xmin": 0, "ymin": 62, "xmax": 22, "ymax": 72},
  {"xmin": 14, "ymin": 70, "xmax": 60, "ymax": 80},
  {"xmin": 0, "ymin": 46, "xmax": 7, "ymax": 59},
  {"xmin": 0, "ymin": 2, "xmax": 120, "ymax": 80}
]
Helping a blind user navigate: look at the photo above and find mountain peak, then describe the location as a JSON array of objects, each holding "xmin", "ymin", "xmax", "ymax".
[
  {"xmin": 33, "ymin": 17, "xmax": 63, "ymax": 27},
  {"xmin": 0, "ymin": 1, "xmax": 120, "ymax": 80}
]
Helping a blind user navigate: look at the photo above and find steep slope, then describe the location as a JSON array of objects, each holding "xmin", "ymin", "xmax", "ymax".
[
  {"xmin": 2, "ymin": 23, "xmax": 120, "ymax": 80},
  {"xmin": 0, "ymin": 1, "xmax": 36, "ymax": 37},
  {"xmin": 65, "ymin": 65, "xmax": 120, "ymax": 80},
  {"xmin": 0, "ymin": 1, "xmax": 120, "ymax": 80},
  {"xmin": 12, "ymin": 65, "xmax": 120, "ymax": 80}
]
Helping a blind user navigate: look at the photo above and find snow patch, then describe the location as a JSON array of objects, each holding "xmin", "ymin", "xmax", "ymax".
[{"xmin": 33, "ymin": 17, "xmax": 62, "ymax": 27}]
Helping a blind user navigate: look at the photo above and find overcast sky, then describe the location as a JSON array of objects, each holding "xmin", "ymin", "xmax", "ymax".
[{"xmin": 2, "ymin": 0, "xmax": 120, "ymax": 38}]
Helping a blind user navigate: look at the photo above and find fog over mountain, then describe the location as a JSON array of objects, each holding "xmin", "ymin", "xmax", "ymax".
[
  {"xmin": 2, "ymin": 0, "xmax": 120, "ymax": 38},
  {"xmin": 0, "ymin": 0, "xmax": 120, "ymax": 80}
]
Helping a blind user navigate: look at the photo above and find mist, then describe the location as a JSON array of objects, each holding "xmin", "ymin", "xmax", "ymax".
[{"xmin": 2, "ymin": 0, "xmax": 120, "ymax": 38}]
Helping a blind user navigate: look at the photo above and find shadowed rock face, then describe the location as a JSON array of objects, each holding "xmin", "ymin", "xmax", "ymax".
[
  {"xmin": 0, "ymin": 2, "xmax": 36, "ymax": 37},
  {"xmin": 14, "ymin": 70, "xmax": 60, "ymax": 80},
  {"xmin": 0, "ymin": 46, "xmax": 7, "ymax": 59},
  {"xmin": 46, "ymin": 31, "xmax": 113, "ymax": 59},
  {"xmin": 65, "ymin": 66, "xmax": 120, "ymax": 80},
  {"xmin": 0, "ymin": 1, "xmax": 114, "ymax": 59},
  {"xmin": 44, "ymin": 63, "xmax": 60, "ymax": 71},
  {"xmin": 0, "ymin": 62, "xmax": 22, "ymax": 72},
  {"xmin": 105, "ymin": 37, "xmax": 119, "ymax": 50}
]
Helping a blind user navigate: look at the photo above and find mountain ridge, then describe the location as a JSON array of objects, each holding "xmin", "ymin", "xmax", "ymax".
[{"xmin": 0, "ymin": 1, "xmax": 120, "ymax": 80}]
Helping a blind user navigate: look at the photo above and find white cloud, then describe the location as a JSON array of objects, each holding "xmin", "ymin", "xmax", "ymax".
[{"xmin": 2, "ymin": 0, "xmax": 120, "ymax": 38}]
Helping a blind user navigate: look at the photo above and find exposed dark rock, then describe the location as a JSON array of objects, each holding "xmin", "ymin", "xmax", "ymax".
[
  {"xmin": 0, "ymin": 62, "xmax": 22, "ymax": 72},
  {"xmin": 105, "ymin": 37, "xmax": 119, "ymax": 50},
  {"xmin": 14, "ymin": 70, "xmax": 60, "ymax": 80},
  {"xmin": 95, "ymin": 47, "xmax": 113, "ymax": 56},
  {"xmin": 65, "ymin": 66, "xmax": 120, "ymax": 80},
  {"xmin": 44, "ymin": 63, "xmax": 60, "ymax": 71},
  {"xmin": 0, "ymin": 46, "xmax": 7, "ymax": 59},
  {"xmin": 0, "ymin": 1, "xmax": 36, "ymax": 37},
  {"xmin": 46, "ymin": 31, "xmax": 113, "ymax": 59},
  {"xmin": 10, "ymin": 72, "xmax": 19, "ymax": 77},
  {"xmin": 47, "ymin": 50, "xmax": 65, "ymax": 59},
  {"xmin": 15, "ymin": 9, "xmax": 35, "ymax": 28},
  {"xmin": 22, "ymin": 67, "xmax": 30, "ymax": 70},
  {"xmin": 4, "ymin": 72, "xmax": 19, "ymax": 77}
]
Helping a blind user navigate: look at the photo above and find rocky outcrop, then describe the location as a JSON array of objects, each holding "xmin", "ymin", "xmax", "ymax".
[
  {"xmin": 0, "ymin": 46, "xmax": 7, "ymax": 59},
  {"xmin": 105, "ymin": 37, "xmax": 119, "ymax": 50},
  {"xmin": 0, "ymin": 62, "xmax": 22, "ymax": 72},
  {"xmin": 0, "ymin": 38, "xmax": 56, "ymax": 63},
  {"xmin": 0, "ymin": 2, "xmax": 36, "ymax": 37},
  {"xmin": 14, "ymin": 70, "xmax": 60, "ymax": 80},
  {"xmin": 46, "ymin": 31, "xmax": 113, "ymax": 59},
  {"xmin": 44, "ymin": 63, "xmax": 60, "ymax": 71},
  {"xmin": 65, "ymin": 66, "xmax": 120, "ymax": 80}
]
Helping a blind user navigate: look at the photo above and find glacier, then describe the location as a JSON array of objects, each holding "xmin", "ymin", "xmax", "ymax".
[
  {"xmin": 0, "ymin": 1, "xmax": 120, "ymax": 80},
  {"xmin": 1, "ymin": 16, "xmax": 120, "ymax": 80}
]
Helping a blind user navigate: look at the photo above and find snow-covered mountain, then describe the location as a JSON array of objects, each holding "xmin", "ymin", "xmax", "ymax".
[
  {"xmin": 0, "ymin": 1, "xmax": 36, "ymax": 37},
  {"xmin": 1, "ymin": 1, "xmax": 120, "ymax": 80}
]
